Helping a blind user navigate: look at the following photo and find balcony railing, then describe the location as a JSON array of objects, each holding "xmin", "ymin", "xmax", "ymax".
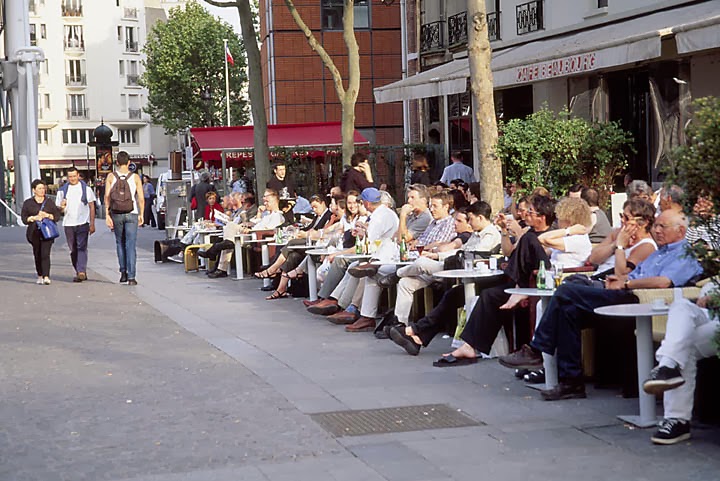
[
  {"xmin": 126, "ymin": 74, "xmax": 140, "ymax": 87},
  {"xmin": 124, "ymin": 7, "xmax": 138, "ymax": 19},
  {"xmin": 126, "ymin": 41, "xmax": 139, "ymax": 52},
  {"xmin": 62, "ymin": 5, "xmax": 83, "ymax": 17},
  {"xmin": 448, "ymin": 12, "xmax": 467, "ymax": 46},
  {"xmin": 128, "ymin": 108, "xmax": 142, "ymax": 120},
  {"xmin": 420, "ymin": 21, "xmax": 444, "ymax": 53},
  {"xmin": 516, "ymin": 0, "xmax": 543, "ymax": 35},
  {"xmin": 66, "ymin": 108, "xmax": 89, "ymax": 120},
  {"xmin": 64, "ymin": 38, "xmax": 85, "ymax": 50},
  {"xmin": 487, "ymin": 11, "xmax": 500, "ymax": 41},
  {"xmin": 65, "ymin": 74, "xmax": 87, "ymax": 86}
]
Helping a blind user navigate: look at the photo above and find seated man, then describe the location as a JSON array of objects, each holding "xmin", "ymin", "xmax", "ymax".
[
  {"xmin": 642, "ymin": 280, "xmax": 718, "ymax": 445},
  {"xmin": 389, "ymin": 201, "xmax": 500, "ymax": 328},
  {"xmin": 348, "ymin": 191, "xmax": 460, "ymax": 332},
  {"xmin": 389, "ymin": 195, "xmax": 555, "ymax": 358},
  {"xmin": 581, "ymin": 187, "xmax": 612, "ymax": 243},
  {"xmin": 498, "ymin": 209, "xmax": 704, "ymax": 400}
]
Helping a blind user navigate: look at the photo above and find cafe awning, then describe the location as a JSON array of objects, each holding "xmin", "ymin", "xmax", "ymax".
[
  {"xmin": 190, "ymin": 122, "xmax": 369, "ymax": 162},
  {"xmin": 374, "ymin": 1, "xmax": 720, "ymax": 102}
]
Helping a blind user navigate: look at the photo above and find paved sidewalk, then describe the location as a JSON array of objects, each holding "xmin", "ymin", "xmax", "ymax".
[{"xmin": 0, "ymin": 223, "xmax": 718, "ymax": 481}]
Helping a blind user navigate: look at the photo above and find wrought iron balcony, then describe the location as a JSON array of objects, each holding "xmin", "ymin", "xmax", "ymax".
[
  {"xmin": 66, "ymin": 108, "xmax": 89, "ymax": 120},
  {"xmin": 124, "ymin": 7, "xmax": 138, "ymax": 19},
  {"xmin": 64, "ymin": 38, "xmax": 85, "ymax": 50},
  {"xmin": 448, "ymin": 12, "xmax": 467, "ymax": 46},
  {"xmin": 516, "ymin": 0, "xmax": 543, "ymax": 35},
  {"xmin": 487, "ymin": 11, "xmax": 500, "ymax": 41},
  {"xmin": 126, "ymin": 41, "xmax": 139, "ymax": 53},
  {"xmin": 128, "ymin": 108, "xmax": 142, "ymax": 120},
  {"xmin": 420, "ymin": 21, "xmax": 444, "ymax": 53},
  {"xmin": 61, "ymin": 5, "xmax": 83, "ymax": 17},
  {"xmin": 65, "ymin": 74, "xmax": 87, "ymax": 86},
  {"xmin": 126, "ymin": 74, "xmax": 140, "ymax": 87}
]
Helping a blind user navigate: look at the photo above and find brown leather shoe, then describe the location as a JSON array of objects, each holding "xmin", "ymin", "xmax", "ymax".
[
  {"xmin": 307, "ymin": 298, "xmax": 340, "ymax": 315},
  {"xmin": 327, "ymin": 310, "xmax": 359, "ymax": 325},
  {"xmin": 303, "ymin": 298, "xmax": 324, "ymax": 308},
  {"xmin": 348, "ymin": 263, "xmax": 379, "ymax": 278},
  {"xmin": 498, "ymin": 344, "xmax": 543, "ymax": 370},
  {"xmin": 345, "ymin": 316, "xmax": 376, "ymax": 332}
]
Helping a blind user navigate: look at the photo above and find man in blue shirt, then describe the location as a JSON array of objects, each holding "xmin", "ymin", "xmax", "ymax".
[
  {"xmin": 498, "ymin": 209, "xmax": 703, "ymax": 400},
  {"xmin": 440, "ymin": 151, "xmax": 476, "ymax": 185}
]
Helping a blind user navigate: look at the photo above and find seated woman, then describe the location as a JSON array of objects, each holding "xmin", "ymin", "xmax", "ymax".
[
  {"xmin": 588, "ymin": 198, "xmax": 657, "ymax": 277},
  {"xmin": 204, "ymin": 191, "xmax": 224, "ymax": 222}
]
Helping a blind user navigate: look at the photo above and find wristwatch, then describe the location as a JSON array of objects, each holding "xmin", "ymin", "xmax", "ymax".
[{"xmin": 624, "ymin": 279, "xmax": 631, "ymax": 290}]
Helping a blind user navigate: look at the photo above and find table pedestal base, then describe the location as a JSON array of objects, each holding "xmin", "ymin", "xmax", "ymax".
[{"xmin": 617, "ymin": 414, "xmax": 659, "ymax": 428}]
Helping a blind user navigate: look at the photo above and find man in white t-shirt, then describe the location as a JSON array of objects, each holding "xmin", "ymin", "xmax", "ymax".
[{"xmin": 57, "ymin": 166, "xmax": 97, "ymax": 282}]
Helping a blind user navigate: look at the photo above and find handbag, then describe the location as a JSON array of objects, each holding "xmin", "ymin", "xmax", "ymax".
[{"xmin": 36, "ymin": 200, "xmax": 60, "ymax": 240}]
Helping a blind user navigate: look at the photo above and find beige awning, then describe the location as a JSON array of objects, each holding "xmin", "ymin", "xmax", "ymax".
[{"xmin": 374, "ymin": 1, "xmax": 720, "ymax": 103}]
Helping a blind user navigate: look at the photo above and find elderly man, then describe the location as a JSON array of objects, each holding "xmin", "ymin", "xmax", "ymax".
[
  {"xmin": 499, "ymin": 209, "xmax": 703, "ymax": 401},
  {"xmin": 347, "ymin": 191, "xmax": 460, "ymax": 332},
  {"xmin": 642, "ymin": 280, "xmax": 718, "ymax": 444}
]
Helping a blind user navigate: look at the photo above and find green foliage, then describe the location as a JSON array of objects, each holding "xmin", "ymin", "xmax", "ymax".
[
  {"xmin": 670, "ymin": 96, "xmax": 720, "ymax": 355},
  {"xmin": 142, "ymin": 1, "xmax": 249, "ymax": 133},
  {"xmin": 496, "ymin": 107, "xmax": 633, "ymax": 204}
]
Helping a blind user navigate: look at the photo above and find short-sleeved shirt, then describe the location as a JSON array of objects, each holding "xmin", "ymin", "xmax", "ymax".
[
  {"xmin": 628, "ymin": 239, "xmax": 703, "ymax": 287},
  {"xmin": 415, "ymin": 215, "xmax": 456, "ymax": 246},
  {"xmin": 56, "ymin": 182, "xmax": 97, "ymax": 227},
  {"xmin": 406, "ymin": 209, "xmax": 432, "ymax": 240},
  {"xmin": 549, "ymin": 233, "xmax": 592, "ymax": 269}
]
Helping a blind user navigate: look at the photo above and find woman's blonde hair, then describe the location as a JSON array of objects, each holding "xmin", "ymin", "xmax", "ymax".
[{"xmin": 555, "ymin": 197, "xmax": 592, "ymax": 227}]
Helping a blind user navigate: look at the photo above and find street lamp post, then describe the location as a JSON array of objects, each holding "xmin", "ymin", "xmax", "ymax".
[{"xmin": 201, "ymin": 88, "xmax": 213, "ymax": 127}]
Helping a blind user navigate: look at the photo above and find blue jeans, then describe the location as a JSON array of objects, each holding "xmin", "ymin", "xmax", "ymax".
[{"xmin": 111, "ymin": 213, "xmax": 138, "ymax": 279}]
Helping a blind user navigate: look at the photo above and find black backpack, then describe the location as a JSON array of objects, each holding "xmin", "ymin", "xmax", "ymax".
[{"xmin": 109, "ymin": 172, "xmax": 134, "ymax": 214}]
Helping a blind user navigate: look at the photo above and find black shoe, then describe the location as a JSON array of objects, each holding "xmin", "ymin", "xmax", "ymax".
[
  {"xmin": 524, "ymin": 369, "xmax": 545, "ymax": 384},
  {"xmin": 197, "ymin": 250, "xmax": 211, "ymax": 258},
  {"xmin": 208, "ymin": 270, "xmax": 227, "ymax": 279},
  {"xmin": 389, "ymin": 325, "xmax": 421, "ymax": 356},
  {"xmin": 643, "ymin": 365, "xmax": 685, "ymax": 395},
  {"xmin": 377, "ymin": 272, "xmax": 400, "ymax": 289},
  {"xmin": 373, "ymin": 310, "xmax": 397, "ymax": 339},
  {"xmin": 514, "ymin": 368, "xmax": 530, "ymax": 379},
  {"xmin": 119, "ymin": 272, "xmax": 128, "ymax": 284},
  {"xmin": 127, "ymin": 279, "xmax": 138, "ymax": 286},
  {"xmin": 651, "ymin": 418, "xmax": 691, "ymax": 445},
  {"xmin": 540, "ymin": 380, "xmax": 586, "ymax": 401}
]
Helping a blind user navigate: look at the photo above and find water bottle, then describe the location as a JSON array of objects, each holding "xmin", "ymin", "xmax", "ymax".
[{"xmin": 537, "ymin": 260, "xmax": 547, "ymax": 290}]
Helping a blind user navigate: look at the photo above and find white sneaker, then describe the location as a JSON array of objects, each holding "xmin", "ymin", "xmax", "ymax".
[
  {"xmin": 36, "ymin": 277, "xmax": 44, "ymax": 285},
  {"xmin": 43, "ymin": 277, "xmax": 51, "ymax": 285}
]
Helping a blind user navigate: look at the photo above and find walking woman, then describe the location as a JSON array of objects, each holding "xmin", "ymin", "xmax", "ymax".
[{"xmin": 21, "ymin": 179, "xmax": 62, "ymax": 285}]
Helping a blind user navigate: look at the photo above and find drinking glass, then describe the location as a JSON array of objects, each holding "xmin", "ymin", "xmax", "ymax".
[
  {"xmin": 373, "ymin": 239, "xmax": 382, "ymax": 253},
  {"xmin": 416, "ymin": 244, "xmax": 425, "ymax": 256},
  {"xmin": 464, "ymin": 257, "xmax": 474, "ymax": 271},
  {"xmin": 553, "ymin": 265, "xmax": 564, "ymax": 289}
]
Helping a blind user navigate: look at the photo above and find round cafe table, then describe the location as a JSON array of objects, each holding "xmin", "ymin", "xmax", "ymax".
[
  {"xmin": 505, "ymin": 287, "xmax": 558, "ymax": 390},
  {"xmin": 304, "ymin": 248, "xmax": 335, "ymax": 301}
]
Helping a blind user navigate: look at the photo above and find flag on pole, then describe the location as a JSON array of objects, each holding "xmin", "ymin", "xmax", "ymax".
[{"xmin": 225, "ymin": 45, "xmax": 234, "ymax": 66}]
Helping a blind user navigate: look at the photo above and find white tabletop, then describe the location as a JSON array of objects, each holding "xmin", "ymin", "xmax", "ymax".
[
  {"xmin": 286, "ymin": 244, "xmax": 317, "ymax": 250},
  {"xmin": 197, "ymin": 229, "xmax": 222, "ymax": 235},
  {"xmin": 434, "ymin": 269, "xmax": 505, "ymax": 279},
  {"xmin": 595, "ymin": 303, "xmax": 668, "ymax": 317},
  {"xmin": 233, "ymin": 233, "xmax": 252, "ymax": 239},
  {"xmin": 504, "ymin": 287, "xmax": 557, "ymax": 297},
  {"xmin": 337, "ymin": 254, "xmax": 372, "ymax": 260},
  {"xmin": 244, "ymin": 238, "xmax": 273, "ymax": 243},
  {"xmin": 370, "ymin": 260, "xmax": 413, "ymax": 267},
  {"xmin": 306, "ymin": 248, "xmax": 333, "ymax": 256}
]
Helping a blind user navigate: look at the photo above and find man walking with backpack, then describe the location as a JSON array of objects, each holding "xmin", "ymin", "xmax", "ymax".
[
  {"xmin": 104, "ymin": 151, "xmax": 144, "ymax": 285},
  {"xmin": 56, "ymin": 166, "xmax": 96, "ymax": 282}
]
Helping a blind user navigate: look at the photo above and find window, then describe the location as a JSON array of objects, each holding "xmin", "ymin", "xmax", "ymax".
[
  {"xmin": 40, "ymin": 24, "xmax": 47, "ymax": 39},
  {"xmin": 30, "ymin": 24, "xmax": 37, "ymax": 45},
  {"xmin": 44, "ymin": 93, "xmax": 51, "ymax": 109},
  {"xmin": 119, "ymin": 128, "xmax": 138, "ymax": 144},
  {"xmin": 125, "ymin": 26, "xmax": 138, "ymax": 51},
  {"xmin": 66, "ymin": 59, "xmax": 85, "ymax": 85},
  {"xmin": 64, "ymin": 25, "xmax": 84, "ymax": 49},
  {"xmin": 119, "ymin": 60, "xmax": 125, "ymax": 75},
  {"xmin": 67, "ymin": 94, "xmax": 87, "ymax": 118},
  {"xmin": 62, "ymin": 129, "xmax": 93, "ymax": 144},
  {"xmin": 43, "ymin": 59, "xmax": 49, "ymax": 75},
  {"xmin": 38, "ymin": 128, "xmax": 50, "ymax": 144},
  {"xmin": 321, "ymin": 0, "xmax": 370, "ymax": 30},
  {"xmin": 120, "ymin": 94, "xmax": 127, "ymax": 112},
  {"xmin": 117, "ymin": 26, "xmax": 123, "ymax": 41}
]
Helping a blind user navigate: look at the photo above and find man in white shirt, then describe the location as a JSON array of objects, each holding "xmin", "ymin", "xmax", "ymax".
[
  {"xmin": 440, "ymin": 151, "xmax": 476, "ymax": 185},
  {"xmin": 57, "ymin": 166, "xmax": 96, "ymax": 282}
]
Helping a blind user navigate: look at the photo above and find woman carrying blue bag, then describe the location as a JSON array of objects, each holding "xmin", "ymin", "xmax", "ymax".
[{"xmin": 21, "ymin": 179, "xmax": 62, "ymax": 285}]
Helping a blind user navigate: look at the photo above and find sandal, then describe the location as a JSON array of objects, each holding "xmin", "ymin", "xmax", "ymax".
[
  {"xmin": 254, "ymin": 269, "xmax": 277, "ymax": 279},
  {"xmin": 286, "ymin": 269, "xmax": 304, "ymax": 280},
  {"xmin": 266, "ymin": 290, "xmax": 288, "ymax": 300}
]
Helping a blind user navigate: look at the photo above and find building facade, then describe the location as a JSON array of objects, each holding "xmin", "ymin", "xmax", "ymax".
[
  {"xmin": 5, "ymin": 0, "xmax": 179, "ymax": 188},
  {"xmin": 377, "ymin": 0, "xmax": 720, "ymax": 186},
  {"xmin": 258, "ymin": 0, "xmax": 405, "ymax": 148}
]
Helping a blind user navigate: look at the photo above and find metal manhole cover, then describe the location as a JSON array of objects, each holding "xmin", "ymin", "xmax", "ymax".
[{"xmin": 310, "ymin": 404, "xmax": 482, "ymax": 437}]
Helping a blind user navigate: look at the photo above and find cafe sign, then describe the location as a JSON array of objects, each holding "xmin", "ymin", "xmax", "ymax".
[{"xmin": 516, "ymin": 52, "xmax": 597, "ymax": 83}]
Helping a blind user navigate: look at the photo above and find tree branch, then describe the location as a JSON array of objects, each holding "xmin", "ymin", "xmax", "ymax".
[
  {"xmin": 284, "ymin": 0, "xmax": 345, "ymax": 99},
  {"xmin": 202, "ymin": 0, "xmax": 239, "ymax": 7},
  {"xmin": 343, "ymin": 0, "xmax": 360, "ymax": 104}
]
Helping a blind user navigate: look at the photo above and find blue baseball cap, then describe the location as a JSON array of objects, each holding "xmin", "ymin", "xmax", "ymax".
[{"xmin": 359, "ymin": 187, "xmax": 382, "ymax": 203}]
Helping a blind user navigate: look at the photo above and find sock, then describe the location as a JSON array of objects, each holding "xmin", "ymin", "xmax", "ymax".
[{"xmin": 658, "ymin": 356, "xmax": 679, "ymax": 369}]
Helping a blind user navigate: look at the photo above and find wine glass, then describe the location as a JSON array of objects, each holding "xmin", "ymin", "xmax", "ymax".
[
  {"xmin": 416, "ymin": 244, "xmax": 425, "ymax": 256},
  {"xmin": 373, "ymin": 239, "xmax": 382, "ymax": 253}
]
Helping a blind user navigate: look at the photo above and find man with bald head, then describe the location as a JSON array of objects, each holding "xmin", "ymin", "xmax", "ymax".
[{"xmin": 499, "ymin": 209, "xmax": 703, "ymax": 401}]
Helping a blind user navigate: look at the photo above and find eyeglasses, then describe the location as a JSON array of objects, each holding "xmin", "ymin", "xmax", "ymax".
[
  {"xmin": 621, "ymin": 214, "xmax": 644, "ymax": 222},
  {"xmin": 525, "ymin": 210, "xmax": 537, "ymax": 216}
]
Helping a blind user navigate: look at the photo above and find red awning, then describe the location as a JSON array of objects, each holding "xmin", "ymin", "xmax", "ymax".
[{"xmin": 190, "ymin": 122, "xmax": 369, "ymax": 163}]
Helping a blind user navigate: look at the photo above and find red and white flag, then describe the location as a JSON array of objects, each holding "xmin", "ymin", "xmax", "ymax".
[{"xmin": 225, "ymin": 45, "xmax": 234, "ymax": 66}]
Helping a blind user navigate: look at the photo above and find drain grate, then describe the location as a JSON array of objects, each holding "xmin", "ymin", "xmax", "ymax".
[{"xmin": 310, "ymin": 404, "xmax": 482, "ymax": 437}]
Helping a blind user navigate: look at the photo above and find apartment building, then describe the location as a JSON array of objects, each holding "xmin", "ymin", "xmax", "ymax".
[
  {"xmin": 258, "ymin": 0, "xmax": 405, "ymax": 148},
  {"xmin": 376, "ymin": 0, "xmax": 720, "ymax": 184},
  {"xmin": 12, "ymin": 0, "xmax": 178, "ymax": 186}
]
